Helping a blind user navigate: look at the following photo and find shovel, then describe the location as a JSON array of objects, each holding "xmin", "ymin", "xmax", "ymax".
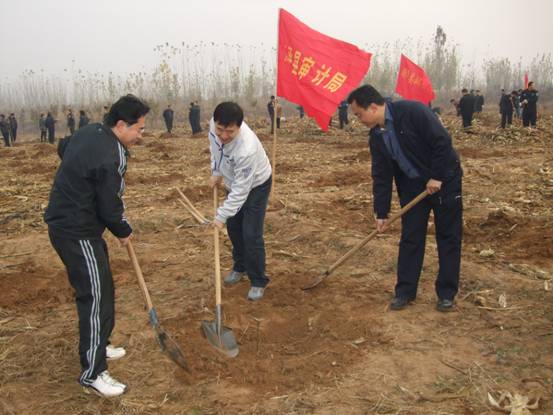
[
  {"xmin": 126, "ymin": 241, "xmax": 189, "ymax": 370},
  {"xmin": 302, "ymin": 190, "xmax": 428, "ymax": 290},
  {"xmin": 201, "ymin": 186, "xmax": 239, "ymax": 358}
]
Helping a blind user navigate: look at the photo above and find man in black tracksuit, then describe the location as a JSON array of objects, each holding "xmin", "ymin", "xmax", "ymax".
[
  {"xmin": 520, "ymin": 81, "xmax": 539, "ymax": 127},
  {"xmin": 44, "ymin": 94, "xmax": 150, "ymax": 397},
  {"xmin": 348, "ymin": 85, "xmax": 462, "ymax": 312}
]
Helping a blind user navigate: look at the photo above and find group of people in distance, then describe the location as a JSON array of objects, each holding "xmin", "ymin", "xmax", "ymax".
[
  {"xmin": 0, "ymin": 113, "xmax": 17, "ymax": 147},
  {"xmin": 451, "ymin": 82, "xmax": 539, "ymax": 129},
  {"xmin": 161, "ymin": 102, "xmax": 203, "ymax": 135}
]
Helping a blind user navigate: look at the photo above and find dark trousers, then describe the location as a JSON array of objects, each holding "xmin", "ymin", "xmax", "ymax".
[
  {"xmin": 461, "ymin": 113, "xmax": 472, "ymax": 128},
  {"xmin": 40, "ymin": 130, "xmax": 47, "ymax": 142},
  {"xmin": 190, "ymin": 117, "xmax": 201, "ymax": 134},
  {"xmin": 522, "ymin": 110, "xmax": 537, "ymax": 127},
  {"xmin": 339, "ymin": 114, "xmax": 348, "ymax": 129},
  {"xmin": 48, "ymin": 127, "xmax": 55, "ymax": 144},
  {"xmin": 49, "ymin": 231, "xmax": 115, "ymax": 385},
  {"xmin": 2, "ymin": 133, "xmax": 10, "ymax": 147},
  {"xmin": 269, "ymin": 116, "xmax": 280, "ymax": 134},
  {"xmin": 10, "ymin": 128, "xmax": 17, "ymax": 142},
  {"xmin": 395, "ymin": 173, "xmax": 463, "ymax": 301},
  {"xmin": 164, "ymin": 120, "xmax": 173, "ymax": 133},
  {"xmin": 226, "ymin": 177, "xmax": 272, "ymax": 287},
  {"xmin": 501, "ymin": 112, "xmax": 513, "ymax": 128}
]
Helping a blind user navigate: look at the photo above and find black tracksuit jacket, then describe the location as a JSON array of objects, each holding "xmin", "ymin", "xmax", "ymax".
[{"xmin": 44, "ymin": 123, "xmax": 132, "ymax": 239}]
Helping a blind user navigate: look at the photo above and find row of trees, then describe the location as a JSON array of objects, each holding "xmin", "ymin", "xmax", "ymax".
[{"xmin": 1, "ymin": 27, "xmax": 552, "ymax": 129}]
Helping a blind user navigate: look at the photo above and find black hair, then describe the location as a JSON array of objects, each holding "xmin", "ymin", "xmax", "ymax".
[
  {"xmin": 528, "ymin": 81, "xmax": 534, "ymax": 87},
  {"xmin": 462, "ymin": 88, "xmax": 468, "ymax": 93},
  {"xmin": 40, "ymin": 113, "xmax": 44, "ymax": 116},
  {"xmin": 104, "ymin": 94, "xmax": 150, "ymax": 127},
  {"xmin": 270, "ymin": 95, "xmax": 275, "ymax": 99},
  {"xmin": 213, "ymin": 102, "xmax": 244, "ymax": 127},
  {"xmin": 79, "ymin": 110, "xmax": 85, "ymax": 116},
  {"xmin": 347, "ymin": 85, "xmax": 385, "ymax": 108}
]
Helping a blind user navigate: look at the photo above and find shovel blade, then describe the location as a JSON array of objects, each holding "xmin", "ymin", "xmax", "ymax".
[
  {"xmin": 301, "ymin": 271, "xmax": 329, "ymax": 290},
  {"xmin": 154, "ymin": 325, "xmax": 190, "ymax": 371},
  {"xmin": 201, "ymin": 320, "xmax": 239, "ymax": 358}
]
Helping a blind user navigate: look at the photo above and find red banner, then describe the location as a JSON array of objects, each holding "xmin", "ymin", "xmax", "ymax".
[
  {"xmin": 524, "ymin": 72, "xmax": 529, "ymax": 89},
  {"xmin": 395, "ymin": 54, "xmax": 435, "ymax": 104},
  {"xmin": 277, "ymin": 9, "xmax": 372, "ymax": 131}
]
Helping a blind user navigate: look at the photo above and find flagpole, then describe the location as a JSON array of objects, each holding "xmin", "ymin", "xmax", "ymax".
[{"xmin": 270, "ymin": 8, "xmax": 280, "ymax": 200}]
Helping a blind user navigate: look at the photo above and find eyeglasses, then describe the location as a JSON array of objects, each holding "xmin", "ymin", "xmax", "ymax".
[{"xmin": 125, "ymin": 122, "xmax": 145, "ymax": 133}]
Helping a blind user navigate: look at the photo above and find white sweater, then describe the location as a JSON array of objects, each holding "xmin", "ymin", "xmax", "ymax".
[{"xmin": 209, "ymin": 119, "xmax": 272, "ymax": 223}]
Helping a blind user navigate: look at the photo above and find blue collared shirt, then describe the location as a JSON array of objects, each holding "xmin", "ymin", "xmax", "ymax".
[{"xmin": 377, "ymin": 104, "xmax": 420, "ymax": 179}]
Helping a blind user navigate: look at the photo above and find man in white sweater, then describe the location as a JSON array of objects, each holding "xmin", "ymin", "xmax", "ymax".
[{"xmin": 208, "ymin": 102, "xmax": 272, "ymax": 301}]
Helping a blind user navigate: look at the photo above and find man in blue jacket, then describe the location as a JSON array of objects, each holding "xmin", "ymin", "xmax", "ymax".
[
  {"xmin": 348, "ymin": 85, "xmax": 463, "ymax": 312},
  {"xmin": 45, "ymin": 94, "xmax": 150, "ymax": 397}
]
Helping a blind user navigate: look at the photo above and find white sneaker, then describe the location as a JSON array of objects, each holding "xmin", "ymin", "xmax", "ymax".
[
  {"xmin": 224, "ymin": 270, "xmax": 246, "ymax": 285},
  {"xmin": 88, "ymin": 371, "xmax": 127, "ymax": 397},
  {"xmin": 247, "ymin": 286, "xmax": 265, "ymax": 301},
  {"xmin": 106, "ymin": 345, "xmax": 126, "ymax": 361}
]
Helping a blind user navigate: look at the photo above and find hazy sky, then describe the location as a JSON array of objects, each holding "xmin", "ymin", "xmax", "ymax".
[{"xmin": 1, "ymin": 0, "xmax": 552, "ymax": 79}]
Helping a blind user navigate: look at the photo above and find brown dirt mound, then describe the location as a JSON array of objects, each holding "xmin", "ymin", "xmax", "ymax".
[
  {"xmin": 31, "ymin": 144, "xmax": 58, "ymax": 157},
  {"xmin": 166, "ymin": 273, "xmax": 390, "ymax": 395},
  {"xmin": 276, "ymin": 162, "xmax": 306, "ymax": 174},
  {"xmin": 0, "ymin": 265, "xmax": 73, "ymax": 311},
  {"xmin": 465, "ymin": 209, "xmax": 553, "ymax": 261},
  {"xmin": 125, "ymin": 172, "xmax": 186, "ymax": 186},
  {"xmin": 312, "ymin": 169, "xmax": 368, "ymax": 187},
  {"xmin": 342, "ymin": 150, "xmax": 370, "ymax": 162},
  {"xmin": 18, "ymin": 161, "xmax": 57, "ymax": 175}
]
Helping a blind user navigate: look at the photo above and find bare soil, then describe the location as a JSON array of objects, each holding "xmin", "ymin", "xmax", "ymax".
[{"xmin": 1, "ymin": 113, "xmax": 552, "ymax": 414}]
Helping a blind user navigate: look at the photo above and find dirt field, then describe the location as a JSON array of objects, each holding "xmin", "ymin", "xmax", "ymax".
[{"xmin": 1, "ymin": 112, "xmax": 552, "ymax": 415}]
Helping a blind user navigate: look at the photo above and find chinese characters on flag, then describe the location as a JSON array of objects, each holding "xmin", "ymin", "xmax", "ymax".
[
  {"xmin": 277, "ymin": 9, "xmax": 372, "ymax": 131},
  {"xmin": 395, "ymin": 54, "xmax": 435, "ymax": 105}
]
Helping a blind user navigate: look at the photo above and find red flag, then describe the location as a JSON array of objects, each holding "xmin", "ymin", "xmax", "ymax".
[
  {"xmin": 395, "ymin": 54, "xmax": 435, "ymax": 104},
  {"xmin": 524, "ymin": 72, "xmax": 529, "ymax": 89},
  {"xmin": 277, "ymin": 9, "xmax": 371, "ymax": 131}
]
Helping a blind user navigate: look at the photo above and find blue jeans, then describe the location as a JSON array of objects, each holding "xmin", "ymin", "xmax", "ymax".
[{"xmin": 226, "ymin": 177, "xmax": 272, "ymax": 287}]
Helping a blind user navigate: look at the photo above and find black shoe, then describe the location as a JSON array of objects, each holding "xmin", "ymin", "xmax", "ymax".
[
  {"xmin": 436, "ymin": 298, "xmax": 455, "ymax": 312},
  {"xmin": 390, "ymin": 296, "xmax": 414, "ymax": 310}
]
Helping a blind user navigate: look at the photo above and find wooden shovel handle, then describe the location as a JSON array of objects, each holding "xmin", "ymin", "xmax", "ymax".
[
  {"xmin": 177, "ymin": 198, "xmax": 205, "ymax": 224},
  {"xmin": 213, "ymin": 186, "xmax": 222, "ymax": 306},
  {"xmin": 126, "ymin": 240, "xmax": 154, "ymax": 311},
  {"xmin": 176, "ymin": 188, "xmax": 207, "ymax": 223},
  {"xmin": 327, "ymin": 190, "xmax": 428, "ymax": 275}
]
